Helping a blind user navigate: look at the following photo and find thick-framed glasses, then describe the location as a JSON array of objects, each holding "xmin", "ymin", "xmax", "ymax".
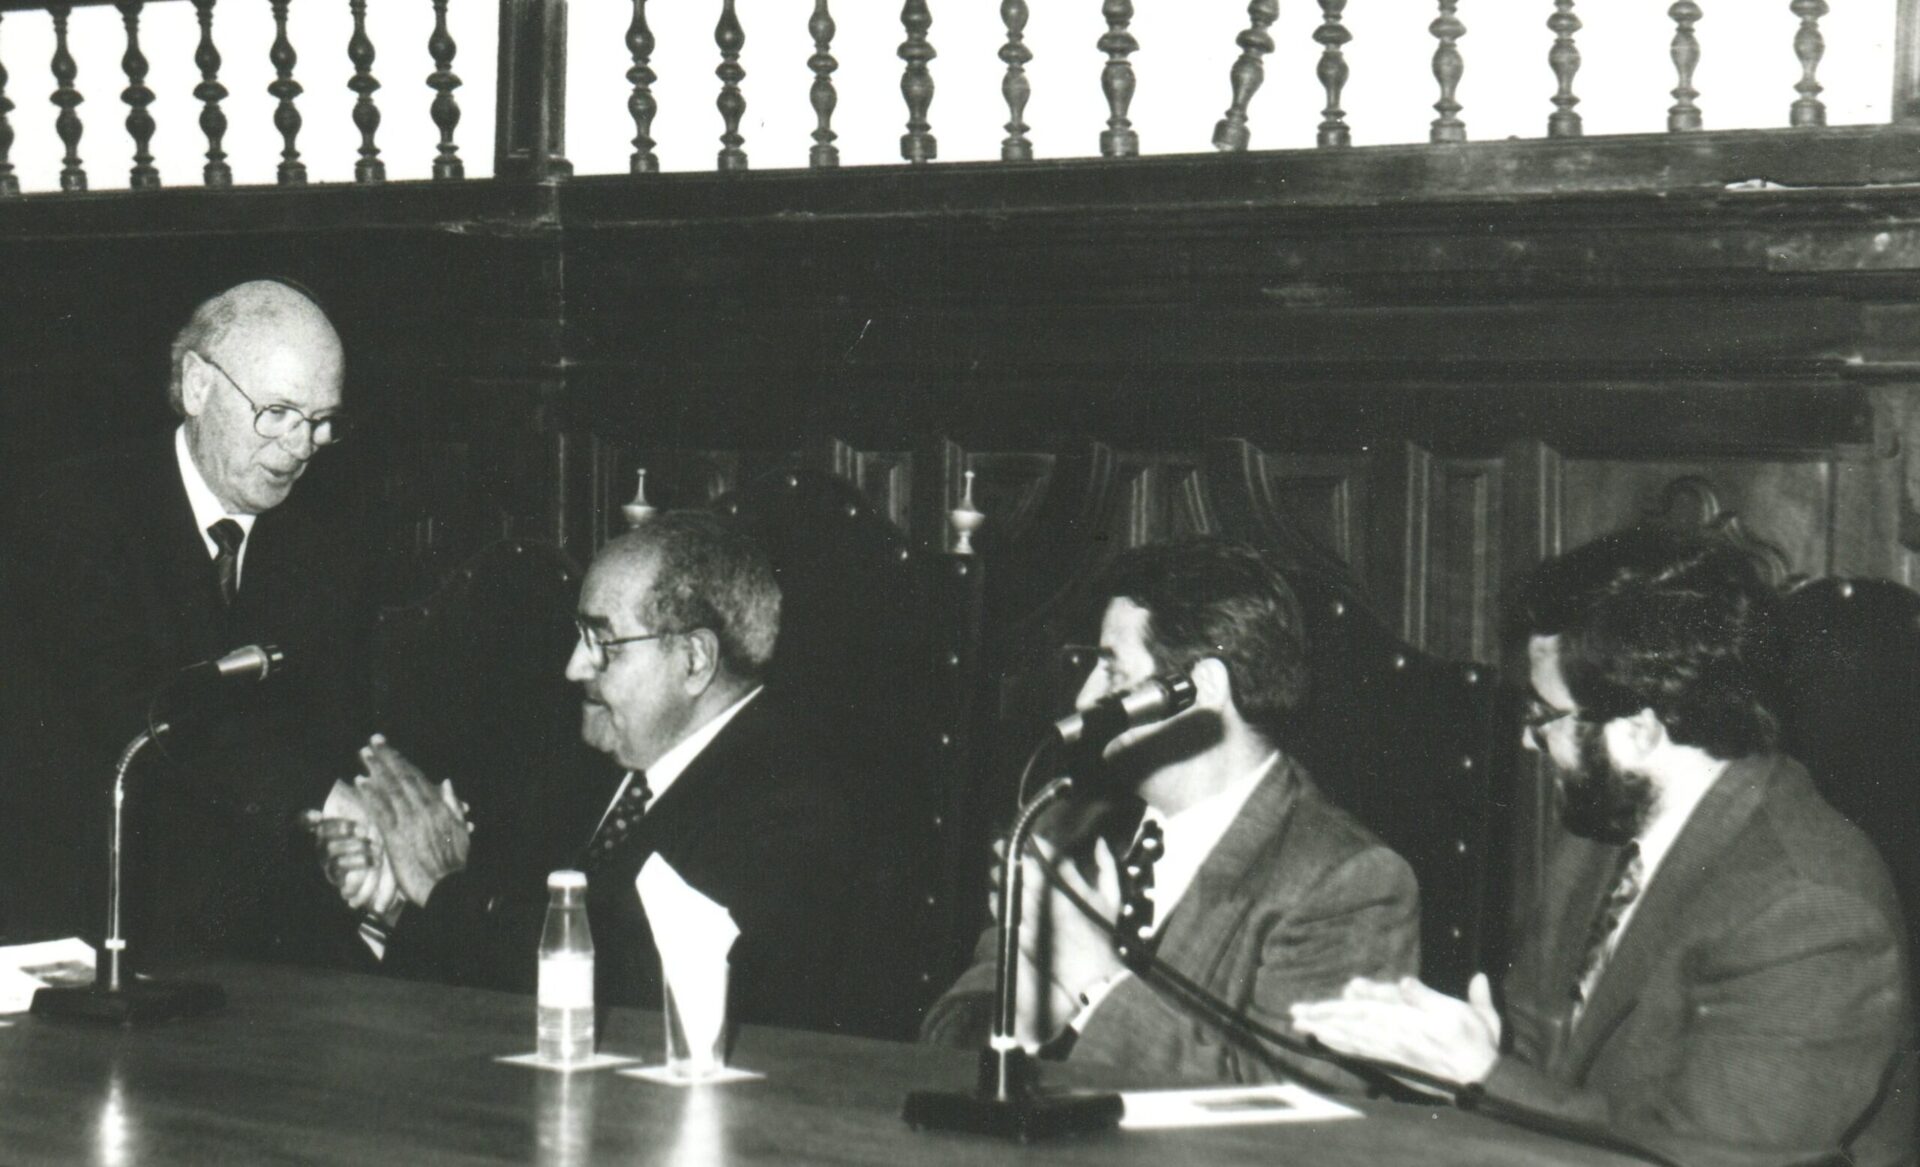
[
  {"xmin": 574, "ymin": 621, "xmax": 678, "ymax": 671},
  {"xmin": 1523, "ymin": 695, "xmax": 1592, "ymax": 748},
  {"xmin": 196, "ymin": 350, "xmax": 346, "ymax": 447}
]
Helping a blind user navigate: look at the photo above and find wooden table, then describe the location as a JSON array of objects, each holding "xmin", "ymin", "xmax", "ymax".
[{"xmin": 0, "ymin": 962, "xmax": 1639, "ymax": 1165}]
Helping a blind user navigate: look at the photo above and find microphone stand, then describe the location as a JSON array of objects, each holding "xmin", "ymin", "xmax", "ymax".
[
  {"xmin": 32, "ymin": 721, "xmax": 227, "ymax": 1025},
  {"xmin": 903, "ymin": 759, "xmax": 1123, "ymax": 1141}
]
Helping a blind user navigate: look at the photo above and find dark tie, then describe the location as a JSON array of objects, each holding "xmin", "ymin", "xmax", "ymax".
[
  {"xmin": 1113, "ymin": 819, "xmax": 1164, "ymax": 967},
  {"xmin": 209, "ymin": 519, "xmax": 245, "ymax": 606},
  {"xmin": 1570, "ymin": 841, "xmax": 1643, "ymax": 1022},
  {"xmin": 583, "ymin": 773, "xmax": 652, "ymax": 874}
]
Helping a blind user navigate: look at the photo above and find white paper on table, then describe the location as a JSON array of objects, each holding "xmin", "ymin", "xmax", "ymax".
[
  {"xmin": 0, "ymin": 937, "xmax": 97, "ymax": 1014},
  {"xmin": 1119, "ymin": 1083, "xmax": 1362, "ymax": 1129},
  {"xmin": 635, "ymin": 852, "xmax": 738, "ymax": 1070}
]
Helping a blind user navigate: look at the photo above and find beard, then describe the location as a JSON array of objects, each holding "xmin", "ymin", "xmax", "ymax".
[{"xmin": 1554, "ymin": 721, "xmax": 1656, "ymax": 845}]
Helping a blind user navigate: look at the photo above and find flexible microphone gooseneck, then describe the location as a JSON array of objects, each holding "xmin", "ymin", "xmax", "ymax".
[{"xmin": 34, "ymin": 645, "xmax": 284, "ymax": 1027}]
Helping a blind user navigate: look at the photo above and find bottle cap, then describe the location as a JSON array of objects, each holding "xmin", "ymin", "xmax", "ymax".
[{"xmin": 548, "ymin": 869, "xmax": 587, "ymax": 891}]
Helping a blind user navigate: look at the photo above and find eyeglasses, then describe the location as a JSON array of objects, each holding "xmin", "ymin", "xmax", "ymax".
[
  {"xmin": 1522, "ymin": 694, "xmax": 1596, "ymax": 749},
  {"xmin": 196, "ymin": 351, "xmax": 346, "ymax": 447},
  {"xmin": 573, "ymin": 621, "xmax": 681, "ymax": 672}
]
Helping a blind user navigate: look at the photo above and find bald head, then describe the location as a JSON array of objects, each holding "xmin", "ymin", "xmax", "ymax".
[
  {"xmin": 173, "ymin": 280, "xmax": 345, "ymax": 514},
  {"xmin": 169, "ymin": 281, "xmax": 342, "ymax": 415}
]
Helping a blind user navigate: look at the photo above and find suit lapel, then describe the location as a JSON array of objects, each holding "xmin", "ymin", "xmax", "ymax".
[
  {"xmin": 1559, "ymin": 755, "xmax": 1773, "ymax": 1076},
  {"xmin": 144, "ymin": 444, "xmax": 231, "ymax": 652},
  {"xmin": 1148, "ymin": 759, "xmax": 1300, "ymax": 969}
]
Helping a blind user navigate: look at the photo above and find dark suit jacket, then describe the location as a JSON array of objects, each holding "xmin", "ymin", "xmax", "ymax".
[
  {"xmin": 1490, "ymin": 753, "xmax": 1916, "ymax": 1167},
  {"xmin": 0, "ymin": 435, "xmax": 370, "ymax": 960},
  {"xmin": 380, "ymin": 691, "xmax": 866, "ymax": 1036},
  {"xmin": 921, "ymin": 758, "xmax": 1421, "ymax": 1085}
]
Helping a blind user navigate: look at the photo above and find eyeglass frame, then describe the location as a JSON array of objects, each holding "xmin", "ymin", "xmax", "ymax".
[
  {"xmin": 1522, "ymin": 692, "xmax": 1609, "ymax": 749},
  {"xmin": 573, "ymin": 620, "xmax": 690, "ymax": 672},
  {"xmin": 193, "ymin": 349, "xmax": 346, "ymax": 448}
]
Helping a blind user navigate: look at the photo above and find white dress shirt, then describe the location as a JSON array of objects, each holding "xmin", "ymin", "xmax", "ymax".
[{"xmin": 175, "ymin": 425, "xmax": 256, "ymax": 585}]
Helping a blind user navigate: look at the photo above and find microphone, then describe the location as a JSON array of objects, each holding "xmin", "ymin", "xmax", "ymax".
[
  {"xmin": 179, "ymin": 643, "xmax": 285, "ymax": 684},
  {"xmin": 1051, "ymin": 674, "xmax": 1197, "ymax": 753}
]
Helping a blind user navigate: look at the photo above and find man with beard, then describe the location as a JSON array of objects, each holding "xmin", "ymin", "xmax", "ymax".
[
  {"xmin": 921, "ymin": 536, "xmax": 1420, "ymax": 1084},
  {"xmin": 310, "ymin": 512, "xmax": 861, "ymax": 1033},
  {"xmin": 1292, "ymin": 528, "xmax": 1914, "ymax": 1166}
]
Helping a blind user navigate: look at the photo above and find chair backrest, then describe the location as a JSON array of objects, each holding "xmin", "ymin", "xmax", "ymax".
[
  {"xmin": 1779, "ymin": 576, "xmax": 1920, "ymax": 970},
  {"xmin": 1278, "ymin": 571, "xmax": 1511, "ymax": 996},
  {"xmin": 710, "ymin": 469, "xmax": 951, "ymax": 1038},
  {"xmin": 371, "ymin": 539, "xmax": 613, "ymax": 872}
]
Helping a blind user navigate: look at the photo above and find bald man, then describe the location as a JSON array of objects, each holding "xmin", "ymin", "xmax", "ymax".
[{"xmin": 0, "ymin": 280, "xmax": 371, "ymax": 964}]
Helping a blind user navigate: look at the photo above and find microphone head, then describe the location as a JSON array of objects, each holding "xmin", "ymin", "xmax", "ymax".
[
  {"xmin": 213, "ymin": 644, "xmax": 285, "ymax": 682},
  {"xmin": 1052, "ymin": 673, "xmax": 1197, "ymax": 748}
]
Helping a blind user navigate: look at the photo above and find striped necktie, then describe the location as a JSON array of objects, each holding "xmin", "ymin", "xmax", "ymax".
[
  {"xmin": 209, "ymin": 519, "xmax": 245, "ymax": 606},
  {"xmin": 1570, "ymin": 841, "xmax": 1643, "ymax": 1025}
]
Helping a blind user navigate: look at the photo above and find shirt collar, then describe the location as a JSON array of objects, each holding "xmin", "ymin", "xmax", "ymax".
[
  {"xmin": 1136, "ymin": 750, "xmax": 1282, "ymax": 934},
  {"xmin": 597, "ymin": 685, "xmax": 765, "ymax": 830},
  {"xmin": 1631, "ymin": 764, "xmax": 1723, "ymax": 891},
  {"xmin": 175, "ymin": 425, "xmax": 257, "ymax": 559}
]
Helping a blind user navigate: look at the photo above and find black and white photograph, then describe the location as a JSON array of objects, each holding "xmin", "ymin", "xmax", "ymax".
[{"xmin": 0, "ymin": 2, "xmax": 1914, "ymax": 1164}]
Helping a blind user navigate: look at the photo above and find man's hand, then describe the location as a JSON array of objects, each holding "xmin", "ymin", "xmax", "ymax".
[
  {"xmin": 1288, "ymin": 972, "xmax": 1503, "ymax": 1087},
  {"xmin": 1019, "ymin": 835, "xmax": 1127, "ymax": 1008},
  {"xmin": 303, "ymin": 813, "xmax": 381, "ymax": 910},
  {"xmin": 356, "ymin": 736, "xmax": 469, "ymax": 908}
]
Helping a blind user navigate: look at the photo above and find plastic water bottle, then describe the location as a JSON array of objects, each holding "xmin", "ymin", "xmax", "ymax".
[{"xmin": 538, "ymin": 869, "xmax": 594, "ymax": 1064}]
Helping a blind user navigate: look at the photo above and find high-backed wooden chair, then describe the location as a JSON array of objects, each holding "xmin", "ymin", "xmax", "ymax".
[
  {"xmin": 1779, "ymin": 576, "xmax": 1920, "ymax": 973},
  {"xmin": 709, "ymin": 469, "xmax": 963, "ymax": 1038}
]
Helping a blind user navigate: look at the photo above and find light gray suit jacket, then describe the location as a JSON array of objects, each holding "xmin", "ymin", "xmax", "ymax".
[
  {"xmin": 1489, "ymin": 753, "xmax": 1915, "ymax": 1167},
  {"xmin": 922, "ymin": 758, "xmax": 1420, "ymax": 1085}
]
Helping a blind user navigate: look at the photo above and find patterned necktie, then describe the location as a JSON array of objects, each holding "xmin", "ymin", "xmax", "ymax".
[
  {"xmin": 209, "ymin": 519, "xmax": 245, "ymax": 606},
  {"xmin": 1569, "ymin": 841, "xmax": 1643, "ymax": 1023},
  {"xmin": 1114, "ymin": 818, "xmax": 1164, "ymax": 967},
  {"xmin": 583, "ymin": 773, "xmax": 652, "ymax": 873}
]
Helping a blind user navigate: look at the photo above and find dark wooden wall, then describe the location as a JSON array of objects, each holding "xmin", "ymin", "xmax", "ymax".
[{"xmin": 7, "ymin": 129, "xmax": 1920, "ymax": 997}]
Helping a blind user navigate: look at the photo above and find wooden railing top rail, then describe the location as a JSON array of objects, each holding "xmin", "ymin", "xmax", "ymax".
[{"xmin": 0, "ymin": 1, "xmax": 1916, "ymax": 198}]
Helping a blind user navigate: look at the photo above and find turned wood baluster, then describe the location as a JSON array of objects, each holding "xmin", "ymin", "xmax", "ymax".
[
  {"xmin": 269, "ymin": 0, "xmax": 306, "ymax": 184},
  {"xmin": 1098, "ymin": 0, "xmax": 1139, "ymax": 158},
  {"xmin": 0, "ymin": 13, "xmax": 16, "ymax": 197},
  {"xmin": 715, "ymin": 0, "xmax": 747, "ymax": 171},
  {"xmin": 627, "ymin": 0, "xmax": 657, "ymax": 173},
  {"xmin": 347, "ymin": 0, "xmax": 383, "ymax": 182},
  {"xmin": 899, "ymin": 0, "xmax": 936, "ymax": 163},
  {"xmin": 1547, "ymin": 0, "xmax": 1581, "ymax": 138},
  {"xmin": 1790, "ymin": 0, "xmax": 1828, "ymax": 127},
  {"xmin": 1430, "ymin": 0, "xmax": 1467, "ymax": 143},
  {"xmin": 1668, "ymin": 2, "xmax": 1702, "ymax": 132},
  {"xmin": 809, "ymin": 0, "xmax": 838, "ymax": 168},
  {"xmin": 1315, "ymin": 0, "xmax": 1351, "ymax": 148},
  {"xmin": 427, "ymin": 0, "xmax": 462, "ymax": 180},
  {"xmin": 118, "ymin": 2, "xmax": 158, "ymax": 189},
  {"xmin": 999, "ymin": 0, "xmax": 1032, "ymax": 162},
  {"xmin": 1213, "ymin": 0, "xmax": 1277, "ymax": 152},
  {"xmin": 192, "ymin": 0, "xmax": 230, "ymax": 187},
  {"xmin": 50, "ymin": 4, "xmax": 86, "ymax": 192}
]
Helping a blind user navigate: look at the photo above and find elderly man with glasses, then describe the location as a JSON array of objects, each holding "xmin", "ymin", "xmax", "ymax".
[
  {"xmin": 0, "ymin": 278, "xmax": 371, "ymax": 963},
  {"xmin": 309, "ymin": 512, "xmax": 866, "ymax": 1036}
]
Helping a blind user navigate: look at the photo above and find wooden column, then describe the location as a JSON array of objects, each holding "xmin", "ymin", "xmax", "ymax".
[
  {"xmin": 808, "ymin": 1, "xmax": 839, "ymax": 169},
  {"xmin": 1897, "ymin": 0, "xmax": 1920, "ymax": 124},
  {"xmin": 899, "ymin": 0, "xmax": 936, "ymax": 163},
  {"xmin": 1668, "ymin": 2, "xmax": 1703, "ymax": 133},
  {"xmin": 268, "ymin": 0, "xmax": 306, "ymax": 185},
  {"xmin": 715, "ymin": 0, "xmax": 747, "ymax": 172},
  {"xmin": 1791, "ymin": 0, "xmax": 1829, "ymax": 128},
  {"xmin": 495, "ymin": 0, "xmax": 571, "ymax": 181},
  {"xmin": 50, "ymin": 4, "xmax": 86, "ymax": 193},
  {"xmin": 1430, "ymin": 0, "xmax": 1467, "ymax": 144},
  {"xmin": 999, "ymin": 0, "xmax": 1032, "ymax": 162},
  {"xmin": 118, "ymin": 2, "xmax": 158, "ymax": 189},
  {"xmin": 428, "ymin": 0, "xmax": 463, "ymax": 180},
  {"xmin": 1097, "ymin": 0, "xmax": 1139, "ymax": 158},
  {"xmin": 192, "ymin": 0, "xmax": 230, "ymax": 187},
  {"xmin": 1315, "ymin": 0, "xmax": 1352, "ymax": 148},
  {"xmin": 627, "ymin": 0, "xmax": 657, "ymax": 174},
  {"xmin": 0, "ymin": 12, "xmax": 14, "ymax": 197},
  {"xmin": 1547, "ymin": 0, "xmax": 1582, "ymax": 139},
  {"xmin": 347, "ymin": 0, "xmax": 384, "ymax": 182},
  {"xmin": 1214, "ymin": 1, "xmax": 1277, "ymax": 152}
]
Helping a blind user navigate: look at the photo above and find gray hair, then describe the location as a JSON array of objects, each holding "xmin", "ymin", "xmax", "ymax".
[{"xmin": 601, "ymin": 512, "xmax": 781, "ymax": 681}]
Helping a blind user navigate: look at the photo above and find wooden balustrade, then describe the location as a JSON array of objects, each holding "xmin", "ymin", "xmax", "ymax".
[{"xmin": 0, "ymin": 1, "xmax": 1915, "ymax": 193}]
